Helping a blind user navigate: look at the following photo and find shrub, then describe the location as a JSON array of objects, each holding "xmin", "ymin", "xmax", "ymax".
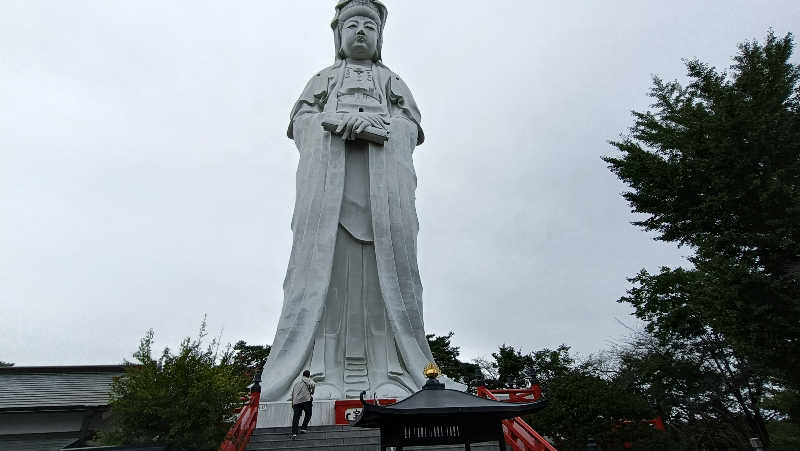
[{"xmin": 104, "ymin": 321, "xmax": 249, "ymax": 450}]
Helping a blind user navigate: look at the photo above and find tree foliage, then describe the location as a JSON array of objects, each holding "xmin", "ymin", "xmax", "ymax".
[
  {"xmin": 230, "ymin": 340, "xmax": 270, "ymax": 378},
  {"xmin": 476, "ymin": 343, "xmax": 666, "ymax": 450},
  {"xmin": 604, "ymin": 31, "xmax": 800, "ymax": 448},
  {"xmin": 104, "ymin": 321, "xmax": 249, "ymax": 451},
  {"xmin": 528, "ymin": 368, "xmax": 659, "ymax": 451},
  {"xmin": 0, "ymin": 361, "xmax": 14, "ymax": 367},
  {"xmin": 428, "ymin": 330, "xmax": 800, "ymax": 450},
  {"xmin": 491, "ymin": 345, "xmax": 535, "ymax": 389},
  {"xmin": 528, "ymin": 345, "xmax": 574, "ymax": 388},
  {"xmin": 426, "ymin": 332, "xmax": 481, "ymax": 390},
  {"xmin": 480, "ymin": 338, "xmax": 783, "ymax": 450},
  {"xmin": 617, "ymin": 331, "xmax": 777, "ymax": 450},
  {"xmin": 604, "ymin": 30, "xmax": 800, "ymax": 390}
]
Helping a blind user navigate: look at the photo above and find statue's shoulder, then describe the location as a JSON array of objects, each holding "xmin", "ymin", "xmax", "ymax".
[
  {"xmin": 297, "ymin": 64, "xmax": 341, "ymax": 102},
  {"xmin": 301, "ymin": 64, "xmax": 336, "ymax": 90},
  {"xmin": 310, "ymin": 64, "xmax": 340, "ymax": 81},
  {"xmin": 377, "ymin": 64, "xmax": 415, "ymax": 99},
  {"xmin": 375, "ymin": 63, "xmax": 405, "ymax": 83}
]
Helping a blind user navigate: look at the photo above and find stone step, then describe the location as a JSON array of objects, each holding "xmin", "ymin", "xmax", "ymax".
[
  {"xmin": 406, "ymin": 445, "xmax": 499, "ymax": 450},
  {"xmin": 246, "ymin": 426, "xmax": 500, "ymax": 451},
  {"xmin": 250, "ymin": 444, "xmax": 378, "ymax": 451},
  {"xmin": 252, "ymin": 425, "xmax": 359, "ymax": 435},
  {"xmin": 248, "ymin": 436, "xmax": 379, "ymax": 450},
  {"xmin": 250, "ymin": 430, "xmax": 380, "ymax": 443},
  {"xmin": 249, "ymin": 444, "xmax": 500, "ymax": 451}
]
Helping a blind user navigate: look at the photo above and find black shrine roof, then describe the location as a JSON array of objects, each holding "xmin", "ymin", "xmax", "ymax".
[{"xmin": 352, "ymin": 383, "xmax": 547, "ymax": 428}]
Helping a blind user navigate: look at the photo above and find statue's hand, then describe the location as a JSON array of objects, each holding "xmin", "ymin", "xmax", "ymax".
[{"xmin": 336, "ymin": 113, "xmax": 390, "ymax": 141}]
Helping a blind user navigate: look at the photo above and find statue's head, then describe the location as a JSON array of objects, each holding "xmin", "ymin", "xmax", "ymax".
[{"xmin": 331, "ymin": 0, "xmax": 388, "ymax": 61}]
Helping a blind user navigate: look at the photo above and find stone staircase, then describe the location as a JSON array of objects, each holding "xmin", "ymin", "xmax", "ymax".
[{"xmin": 246, "ymin": 425, "xmax": 500, "ymax": 451}]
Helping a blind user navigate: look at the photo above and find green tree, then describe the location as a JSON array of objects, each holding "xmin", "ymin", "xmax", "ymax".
[
  {"xmin": 426, "ymin": 332, "xmax": 482, "ymax": 390},
  {"xmin": 604, "ymin": 31, "xmax": 800, "ymax": 448},
  {"xmin": 475, "ymin": 344, "xmax": 572, "ymax": 390},
  {"xmin": 491, "ymin": 344, "xmax": 535, "ymax": 389},
  {"xmin": 531, "ymin": 372, "xmax": 659, "ymax": 451},
  {"xmin": 764, "ymin": 389, "xmax": 800, "ymax": 450},
  {"xmin": 427, "ymin": 332, "xmax": 461, "ymax": 378},
  {"xmin": 520, "ymin": 346, "xmax": 662, "ymax": 451},
  {"xmin": 230, "ymin": 340, "xmax": 270, "ymax": 378},
  {"xmin": 0, "ymin": 361, "xmax": 14, "ymax": 367},
  {"xmin": 528, "ymin": 345, "xmax": 574, "ymax": 388},
  {"xmin": 104, "ymin": 321, "xmax": 249, "ymax": 451},
  {"xmin": 471, "ymin": 343, "xmax": 671, "ymax": 449},
  {"xmin": 603, "ymin": 30, "xmax": 800, "ymax": 391},
  {"xmin": 614, "ymin": 331, "xmax": 775, "ymax": 450},
  {"xmin": 618, "ymin": 273, "xmax": 781, "ymax": 447}
]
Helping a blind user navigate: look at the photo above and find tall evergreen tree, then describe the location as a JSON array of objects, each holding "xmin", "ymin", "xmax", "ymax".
[
  {"xmin": 604, "ymin": 30, "xmax": 799, "ymax": 388},
  {"xmin": 604, "ymin": 31, "xmax": 800, "ymax": 447}
]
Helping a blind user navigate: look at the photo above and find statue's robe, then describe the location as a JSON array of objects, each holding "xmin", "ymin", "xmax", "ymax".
[{"xmin": 260, "ymin": 61, "xmax": 438, "ymax": 401}]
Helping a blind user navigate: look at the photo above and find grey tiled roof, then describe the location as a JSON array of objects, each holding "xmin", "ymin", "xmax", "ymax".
[{"xmin": 0, "ymin": 366, "xmax": 126, "ymax": 411}]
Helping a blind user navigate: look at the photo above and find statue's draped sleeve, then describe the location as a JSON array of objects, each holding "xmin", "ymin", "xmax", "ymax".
[
  {"xmin": 387, "ymin": 72, "xmax": 425, "ymax": 146},
  {"xmin": 287, "ymin": 66, "xmax": 337, "ymax": 141}
]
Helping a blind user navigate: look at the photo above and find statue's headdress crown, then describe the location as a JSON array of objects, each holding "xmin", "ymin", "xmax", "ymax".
[
  {"xmin": 335, "ymin": 0, "xmax": 385, "ymax": 27},
  {"xmin": 331, "ymin": 0, "xmax": 388, "ymax": 61}
]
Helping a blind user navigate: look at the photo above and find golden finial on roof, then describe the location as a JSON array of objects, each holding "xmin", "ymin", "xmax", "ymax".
[{"xmin": 423, "ymin": 362, "xmax": 441, "ymax": 379}]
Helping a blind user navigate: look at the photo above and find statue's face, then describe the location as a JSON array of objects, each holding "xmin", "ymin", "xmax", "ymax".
[{"xmin": 340, "ymin": 16, "xmax": 379, "ymax": 60}]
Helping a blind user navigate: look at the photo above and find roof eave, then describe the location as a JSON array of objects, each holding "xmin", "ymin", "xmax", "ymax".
[
  {"xmin": 353, "ymin": 400, "xmax": 548, "ymax": 428},
  {"xmin": 0, "ymin": 365, "xmax": 129, "ymax": 374},
  {"xmin": 0, "ymin": 404, "xmax": 109, "ymax": 414}
]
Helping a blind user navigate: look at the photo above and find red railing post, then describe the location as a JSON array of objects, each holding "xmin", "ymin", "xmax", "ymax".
[
  {"xmin": 477, "ymin": 386, "xmax": 557, "ymax": 451},
  {"xmin": 219, "ymin": 371, "xmax": 262, "ymax": 451}
]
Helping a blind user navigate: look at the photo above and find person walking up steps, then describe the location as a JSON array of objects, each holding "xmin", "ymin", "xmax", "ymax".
[{"xmin": 291, "ymin": 370, "xmax": 315, "ymax": 439}]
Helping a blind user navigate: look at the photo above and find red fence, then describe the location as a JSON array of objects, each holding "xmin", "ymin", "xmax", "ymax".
[
  {"xmin": 477, "ymin": 386, "xmax": 557, "ymax": 451},
  {"xmin": 217, "ymin": 380, "xmax": 554, "ymax": 451},
  {"xmin": 335, "ymin": 398, "xmax": 397, "ymax": 424},
  {"xmin": 483, "ymin": 386, "xmax": 543, "ymax": 403},
  {"xmin": 218, "ymin": 389, "xmax": 261, "ymax": 451}
]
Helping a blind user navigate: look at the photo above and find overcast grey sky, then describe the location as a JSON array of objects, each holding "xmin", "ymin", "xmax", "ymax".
[{"xmin": 1, "ymin": 1, "xmax": 798, "ymax": 367}]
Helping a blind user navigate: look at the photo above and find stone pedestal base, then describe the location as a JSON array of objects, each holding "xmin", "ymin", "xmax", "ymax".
[{"xmin": 256, "ymin": 401, "xmax": 336, "ymax": 428}]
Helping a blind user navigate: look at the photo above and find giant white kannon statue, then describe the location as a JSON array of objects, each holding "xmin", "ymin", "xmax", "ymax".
[{"xmin": 260, "ymin": 0, "xmax": 460, "ymax": 402}]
